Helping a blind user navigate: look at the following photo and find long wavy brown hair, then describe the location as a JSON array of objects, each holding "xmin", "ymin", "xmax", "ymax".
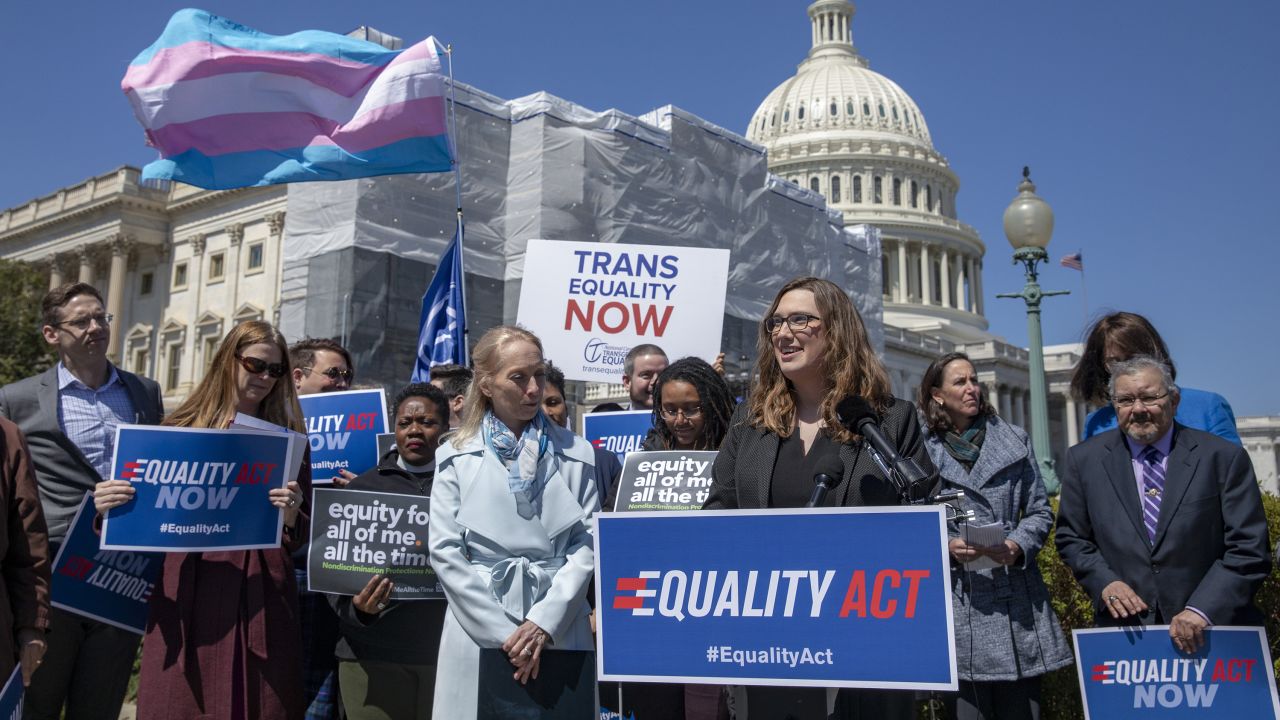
[
  {"xmin": 164, "ymin": 321, "xmax": 304, "ymax": 432},
  {"xmin": 451, "ymin": 325, "xmax": 544, "ymax": 446},
  {"xmin": 748, "ymin": 277, "xmax": 892, "ymax": 443}
]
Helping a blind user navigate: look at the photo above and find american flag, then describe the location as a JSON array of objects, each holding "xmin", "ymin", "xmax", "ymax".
[{"xmin": 1060, "ymin": 252, "xmax": 1084, "ymax": 271}]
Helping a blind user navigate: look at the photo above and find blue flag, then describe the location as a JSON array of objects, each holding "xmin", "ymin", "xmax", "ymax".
[{"xmin": 411, "ymin": 220, "xmax": 468, "ymax": 380}]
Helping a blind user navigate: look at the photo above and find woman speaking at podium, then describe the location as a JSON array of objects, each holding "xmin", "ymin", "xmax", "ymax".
[{"xmin": 704, "ymin": 276, "xmax": 937, "ymax": 720}]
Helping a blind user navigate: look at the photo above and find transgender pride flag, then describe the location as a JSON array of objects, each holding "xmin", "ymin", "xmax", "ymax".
[{"xmin": 122, "ymin": 9, "xmax": 454, "ymax": 189}]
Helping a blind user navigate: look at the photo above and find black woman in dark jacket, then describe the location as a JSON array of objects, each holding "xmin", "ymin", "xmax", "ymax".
[{"xmin": 328, "ymin": 383, "xmax": 449, "ymax": 720}]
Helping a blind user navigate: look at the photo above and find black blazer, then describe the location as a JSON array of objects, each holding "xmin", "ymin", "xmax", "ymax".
[
  {"xmin": 1055, "ymin": 424, "xmax": 1271, "ymax": 625},
  {"xmin": 704, "ymin": 396, "xmax": 937, "ymax": 510},
  {"xmin": 0, "ymin": 365, "xmax": 164, "ymax": 547}
]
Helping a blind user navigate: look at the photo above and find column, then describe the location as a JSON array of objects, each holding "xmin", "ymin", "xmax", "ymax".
[
  {"xmin": 954, "ymin": 254, "xmax": 967, "ymax": 312},
  {"xmin": 999, "ymin": 385, "xmax": 1012, "ymax": 420},
  {"xmin": 964, "ymin": 257, "xmax": 976, "ymax": 312},
  {"xmin": 185, "ymin": 234, "xmax": 206, "ymax": 388},
  {"xmin": 939, "ymin": 251, "xmax": 951, "ymax": 308},
  {"xmin": 267, "ymin": 212, "xmax": 286, "ymax": 326},
  {"xmin": 48, "ymin": 256, "xmax": 65, "ymax": 290},
  {"xmin": 105, "ymin": 235, "xmax": 132, "ymax": 362},
  {"xmin": 1023, "ymin": 393, "xmax": 1032, "ymax": 434},
  {"xmin": 77, "ymin": 246, "xmax": 94, "ymax": 283},
  {"xmin": 987, "ymin": 382, "xmax": 1000, "ymax": 413},
  {"xmin": 976, "ymin": 259, "xmax": 986, "ymax": 315},
  {"xmin": 1066, "ymin": 394, "xmax": 1079, "ymax": 446},
  {"xmin": 226, "ymin": 223, "xmax": 244, "ymax": 316},
  {"xmin": 894, "ymin": 241, "xmax": 908, "ymax": 303},
  {"xmin": 919, "ymin": 243, "xmax": 933, "ymax": 305}
]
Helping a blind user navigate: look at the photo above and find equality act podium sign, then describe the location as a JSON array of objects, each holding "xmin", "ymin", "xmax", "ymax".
[{"xmin": 594, "ymin": 507, "xmax": 956, "ymax": 690}]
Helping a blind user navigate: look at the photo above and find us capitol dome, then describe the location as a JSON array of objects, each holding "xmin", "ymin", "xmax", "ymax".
[{"xmin": 747, "ymin": 0, "xmax": 989, "ymax": 344}]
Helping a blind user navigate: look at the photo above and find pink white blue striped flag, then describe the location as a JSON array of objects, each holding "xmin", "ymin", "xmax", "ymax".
[{"xmin": 122, "ymin": 9, "xmax": 454, "ymax": 189}]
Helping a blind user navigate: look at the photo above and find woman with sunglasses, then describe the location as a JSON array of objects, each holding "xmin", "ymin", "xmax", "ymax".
[
  {"xmin": 704, "ymin": 276, "xmax": 938, "ymax": 719},
  {"xmin": 94, "ymin": 320, "xmax": 309, "ymax": 719}
]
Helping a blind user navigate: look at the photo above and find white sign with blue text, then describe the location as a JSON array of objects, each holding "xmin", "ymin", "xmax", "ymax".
[
  {"xmin": 101, "ymin": 425, "xmax": 294, "ymax": 552},
  {"xmin": 515, "ymin": 239, "xmax": 729, "ymax": 382}
]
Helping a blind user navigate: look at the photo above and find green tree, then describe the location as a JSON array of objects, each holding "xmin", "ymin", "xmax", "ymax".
[{"xmin": 0, "ymin": 260, "xmax": 53, "ymax": 385}]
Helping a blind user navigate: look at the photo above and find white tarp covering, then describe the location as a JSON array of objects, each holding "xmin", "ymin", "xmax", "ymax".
[{"xmin": 279, "ymin": 81, "xmax": 881, "ymax": 382}]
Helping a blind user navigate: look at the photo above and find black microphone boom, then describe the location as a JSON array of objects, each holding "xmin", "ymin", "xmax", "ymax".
[
  {"xmin": 835, "ymin": 396, "xmax": 933, "ymax": 503},
  {"xmin": 806, "ymin": 456, "xmax": 845, "ymax": 508}
]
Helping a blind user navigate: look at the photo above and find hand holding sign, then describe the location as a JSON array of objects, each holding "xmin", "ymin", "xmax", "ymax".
[
  {"xmin": 352, "ymin": 575, "xmax": 394, "ymax": 616},
  {"xmin": 93, "ymin": 479, "xmax": 136, "ymax": 514},
  {"xmin": 268, "ymin": 480, "xmax": 304, "ymax": 528},
  {"xmin": 18, "ymin": 628, "xmax": 44, "ymax": 687}
]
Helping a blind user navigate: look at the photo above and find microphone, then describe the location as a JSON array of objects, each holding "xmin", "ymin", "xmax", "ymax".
[
  {"xmin": 806, "ymin": 455, "xmax": 846, "ymax": 508},
  {"xmin": 835, "ymin": 396, "xmax": 934, "ymax": 502}
]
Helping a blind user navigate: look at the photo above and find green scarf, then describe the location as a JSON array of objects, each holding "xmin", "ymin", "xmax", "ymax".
[{"xmin": 942, "ymin": 414, "xmax": 987, "ymax": 470}]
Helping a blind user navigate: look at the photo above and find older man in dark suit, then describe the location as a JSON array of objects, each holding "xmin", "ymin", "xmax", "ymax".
[
  {"xmin": 1056, "ymin": 355, "xmax": 1270, "ymax": 654},
  {"xmin": 0, "ymin": 282, "xmax": 163, "ymax": 720}
]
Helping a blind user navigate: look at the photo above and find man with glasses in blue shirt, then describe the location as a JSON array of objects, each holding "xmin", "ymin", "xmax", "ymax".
[{"xmin": 0, "ymin": 282, "xmax": 163, "ymax": 720}]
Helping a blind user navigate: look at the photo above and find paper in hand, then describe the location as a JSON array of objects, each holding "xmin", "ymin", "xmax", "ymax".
[{"xmin": 959, "ymin": 521, "xmax": 1004, "ymax": 571}]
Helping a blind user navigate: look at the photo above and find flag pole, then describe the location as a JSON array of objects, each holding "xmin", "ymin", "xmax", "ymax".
[
  {"xmin": 1076, "ymin": 248, "xmax": 1089, "ymax": 328},
  {"xmin": 444, "ymin": 42, "xmax": 469, "ymax": 365}
]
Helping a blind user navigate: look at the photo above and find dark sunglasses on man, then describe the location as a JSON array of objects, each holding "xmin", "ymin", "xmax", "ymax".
[
  {"xmin": 301, "ymin": 366, "xmax": 353, "ymax": 382},
  {"xmin": 235, "ymin": 354, "xmax": 288, "ymax": 378}
]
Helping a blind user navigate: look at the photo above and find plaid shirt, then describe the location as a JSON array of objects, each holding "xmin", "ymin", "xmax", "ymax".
[{"xmin": 57, "ymin": 363, "xmax": 137, "ymax": 481}]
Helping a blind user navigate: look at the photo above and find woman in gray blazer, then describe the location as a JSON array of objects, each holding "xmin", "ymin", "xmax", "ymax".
[
  {"xmin": 918, "ymin": 352, "xmax": 1072, "ymax": 720},
  {"xmin": 704, "ymin": 276, "xmax": 938, "ymax": 720}
]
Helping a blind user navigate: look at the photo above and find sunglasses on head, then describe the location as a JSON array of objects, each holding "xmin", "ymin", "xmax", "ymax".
[{"xmin": 235, "ymin": 354, "xmax": 287, "ymax": 378}]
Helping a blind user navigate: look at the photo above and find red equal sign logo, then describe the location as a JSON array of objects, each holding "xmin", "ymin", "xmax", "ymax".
[
  {"xmin": 613, "ymin": 572, "xmax": 659, "ymax": 616},
  {"xmin": 1092, "ymin": 662, "xmax": 1115, "ymax": 684},
  {"xmin": 59, "ymin": 555, "xmax": 93, "ymax": 580},
  {"xmin": 120, "ymin": 459, "xmax": 147, "ymax": 479}
]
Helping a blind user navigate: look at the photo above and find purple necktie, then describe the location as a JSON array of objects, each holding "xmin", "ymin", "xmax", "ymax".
[{"xmin": 1140, "ymin": 445, "xmax": 1165, "ymax": 543}]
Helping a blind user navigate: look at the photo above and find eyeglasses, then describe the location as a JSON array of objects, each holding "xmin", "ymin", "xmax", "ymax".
[
  {"xmin": 57, "ymin": 313, "xmax": 113, "ymax": 331},
  {"xmin": 302, "ymin": 366, "xmax": 352, "ymax": 382},
  {"xmin": 235, "ymin": 354, "xmax": 287, "ymax": 378},
  {"xmin": 764, "ymin": 313, "xmax": 821, "ymax": 335},
  {"xmin": 1113, "ymin": 392, "xmax": 1169, "ymax": 409},
  {"xmin": 660, "ymin": 406, "xmax": 703, "ymax": 420}
]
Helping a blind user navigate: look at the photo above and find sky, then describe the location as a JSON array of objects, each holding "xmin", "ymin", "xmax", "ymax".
[{"xmin": 2, "ymin": 1, "xmax": 1277, "ymax": 415}]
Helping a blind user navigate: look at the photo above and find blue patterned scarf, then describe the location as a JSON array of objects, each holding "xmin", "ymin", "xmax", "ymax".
[{"xmin": 483, "ymin": 410, "xmax": 550, "ymax": 495}]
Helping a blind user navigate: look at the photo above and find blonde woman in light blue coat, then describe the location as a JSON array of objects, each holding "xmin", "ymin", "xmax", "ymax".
[{"xmin": 428, "ymin": 326, "xmax": 599, "ymax": 719}]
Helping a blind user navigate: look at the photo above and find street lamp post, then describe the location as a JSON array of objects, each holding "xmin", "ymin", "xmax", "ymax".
[{"xmin": 997, "ymin": 167, "xmax": 1069, "ymax": 494}]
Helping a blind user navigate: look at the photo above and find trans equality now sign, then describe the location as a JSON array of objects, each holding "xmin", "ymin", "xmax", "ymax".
[
  {"xmin": 515, "ymin": 239, "xmax": 730, "ymax": 383},
  {"xmin": 101, "ymin": 426, "xmax": 295, "ymax": 552},
  {"xmin": 594, "ymin": 507, "xmax": 956, "ymax": 689}
]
